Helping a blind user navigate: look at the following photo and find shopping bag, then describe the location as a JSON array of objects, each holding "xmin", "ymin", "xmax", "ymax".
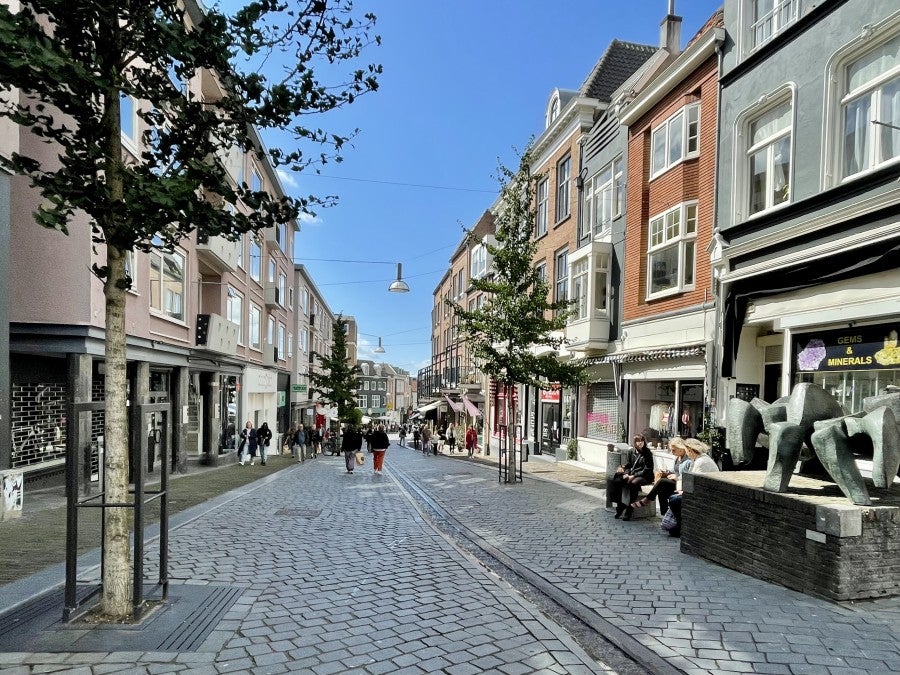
[{"xmin": 355, "ymin": 451, "xmax": 365, "ymax": 466}]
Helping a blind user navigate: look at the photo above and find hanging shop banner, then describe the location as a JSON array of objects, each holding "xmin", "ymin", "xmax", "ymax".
[
  {"xmin": 540, "ymin": 384, "xmax": 561, "ymax": 402},
  {"xmin": 795, "ymin": 325, "xmax": 900, "ymax": 372}
]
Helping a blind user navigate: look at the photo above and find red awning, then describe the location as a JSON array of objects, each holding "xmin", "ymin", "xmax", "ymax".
[
  {"xmin": 444, "ymin": 395, "xmax": 463, "ymax": 413},
  {"xmin": 462, "ymin": 394, "xmax": 482, "ymax": 417}
]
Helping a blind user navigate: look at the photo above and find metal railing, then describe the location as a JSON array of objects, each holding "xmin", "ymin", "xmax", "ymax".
[{"xmin": 497, "ymin": 424, "xmax": 524, "ymax": 484}]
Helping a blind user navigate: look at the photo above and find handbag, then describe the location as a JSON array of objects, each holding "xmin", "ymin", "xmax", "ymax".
[
  {"xmin": 660, "ymin": 509, "xmax": 678, "ymax": 533},
  {"xmin": 355, "ymin": 451, "xmax": 365, "ymax": 466}
]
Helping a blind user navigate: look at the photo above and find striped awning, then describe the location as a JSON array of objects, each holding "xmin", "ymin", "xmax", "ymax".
[
  {"xmin": 461, "ymin": 394, "xmax": 482, "ymax": 417},
  {"xmin": 444, "ymin": 395, "xmax": 463, "ymax": 413},
  {"xmin": 579, "ymin": 344, "xmax": 706, "ymax": 367}
]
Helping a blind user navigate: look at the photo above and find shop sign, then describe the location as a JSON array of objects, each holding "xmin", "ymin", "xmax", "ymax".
[
  {"xmin": 795, "ymin": 326, "xmax": 900, "ymax": 372},
  {"xmin": 540, "ymin": 384, "xmax": 560, "ymax": 402},
  {"xmin": 292, "ymin": 384, "xmax": 307, "ymax": 392}
]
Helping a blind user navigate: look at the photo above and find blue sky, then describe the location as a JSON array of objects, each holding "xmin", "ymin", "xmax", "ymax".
[{"xmin": 257, "ymin": 0, "xmax": 723, "ymax": 375}]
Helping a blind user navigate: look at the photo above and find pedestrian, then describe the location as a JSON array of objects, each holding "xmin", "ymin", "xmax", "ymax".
[
  {"xmin": 371, "ymin": 423, "xmax": 390, "ymax": 475},
  {"xmin": 398, "ymin": 424, "xmax": 407, "ymax": 447},
  {"xmin": 465, "ymin": 425, "xmax": 477, "ymax": 458},
  {"xmin": 630, "ymin": 437, "xmax": 692, "ymax": 514},
  {"xmin": 341, "ymin": 423, "xmax": 363, "ymax": 474},
  {"xmin": 666, "ymin": 438, "xmax": 719, "ymax": 537},
  {"xmin": 421, "ymin": 425, "xmax": 432, "ymax": 455},
  {"xmin": 436, "ymin": 426, "xmax": 446, "ymax": 454},
  {"xmin": 447, "ymin": 426, "xmax": 456, "ymax": 454},
  {"xmin": 610, "ymin": 434, "xmax": 655, "ymax": 521},
  {"xmin": 293, "ymin": 425, "xmax": 307, "ymax": 461},
  {"xmin": 257, "ymin": 422, "xmax": 273, "ymax": 466},
  {"xmin": 364, "ymin": 425, "xmax": 373, "ymax": 452},
  {"xmin": 312, "ymin": 426, "xmax": 323, "ymax": 455},
  {"xmin": 412, "ymin": 425, "xmax": 420, "ymax": 450},
  {"xmin": 283, "ymin": 425, "xmax": 296, "ymax": 456},
  {"xmin": 239, "ymin": 421, "xmax": 258, "ymax": 466}
]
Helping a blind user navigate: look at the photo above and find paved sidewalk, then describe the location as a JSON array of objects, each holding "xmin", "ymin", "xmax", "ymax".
[
  {"xmin": 0, "ymin": 445, "xmax": 615, "ymax": 674},
  {"xmin": 393, "ymin": 444, "xmax": 900, "ymax": 675}
]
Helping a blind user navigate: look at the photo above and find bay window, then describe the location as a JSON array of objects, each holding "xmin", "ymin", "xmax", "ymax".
[
  {"xmin": 584, "ymin": 158, "xmax": 623, "ymax": 238},
  {"xmin": 651, "ymin": 104, "xmax": 700, "ymax": 177}
]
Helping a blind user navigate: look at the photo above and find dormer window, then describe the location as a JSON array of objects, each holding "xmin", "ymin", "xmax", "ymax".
[{"xmin": 546, "ymin": 96, "xmax": 561, "ymax": 128}]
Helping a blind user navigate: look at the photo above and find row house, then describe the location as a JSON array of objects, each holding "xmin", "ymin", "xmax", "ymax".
[
  {"xmin": 714, "ymin": 1, "xmax": 900, "ymax": 431},
  {"xmin": 357, "ymin": 359, "xmax": 388, "ymax": 422},
  {"xmin": 419, "ymin": 211, "xmax": 495, "ymax": 432},
  {"xmin": 521, "ymin": 36, "xmax": 667, "ymax": 457},
  {"xmin": 3, "ymin": 28, "xmax": 297, "ymax": 483},
  {"xmin": 614, "ymin": 10, "xmax": 724, "ymax": 451},
  {"xmin": 290, "ymin": 265, "xmax": 338, "ymax": 429},
  {"xmin": 384, "ymin": 364, "xmax": 410, "ymax": 428}
]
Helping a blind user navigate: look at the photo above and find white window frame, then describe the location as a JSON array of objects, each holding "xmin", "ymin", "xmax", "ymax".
[
  {"xmin": 278, "ymin": 272, "xmax": 287, "ymax": 307},
  {"xmin": 267, "ymin": 315, "xmax": 275, "ymax": 348},
  {"xmin": 837, "ymin": 30, "xmax": 900, "ymax": 181},
  {"xmin": 744, "ymin": 0, "xmax": 800, "ymax": 56},
  {"xmin": 571, "ymin": 258, "xmax": 589, "ymax": 320},
  {"xmin": 249, "ymin": 304, "xmax": 262, "ymax": 350},
  {"xmin": 650, "ymin": 103, "xmax": 700, "ymax": 179},
  {"xmin": 584, "ymin": 157, "xmax": 623, "ymax": 238},
  {"xmin": 358, "ymin": 395, "xmax": 367, "ymax": 409},
  {"xmin": 568, "ymin": 245, "xmax": 611, "ymax": 323},
  {"xmin": 149, "ymin": 246, "xmax": 186, "ymax": 322},
  {"xmin": 124, "ymin": 251, "xmax": 137, "ymax": 294},
  {"xmin": 278, "ymin": 323, "xmax": 286, "ymax": 361},
  {"xmin": 554, "ymin": 248, "xmax": 568, "ymax": 306},
  {"xmin": 556, "ymin": 156, "xmax": 571, "ymax": 222},
  {"xmin": 120, "ymin": 93, "xmax": 139, "ymax": 152},
  {"xmin": 250, "ymin": 166, "xmax": 262, "ymax": 191},
  {"xmin": 536, "ymin": 177, "xmax": 549, "ymax": 237},
  {"xmin": 226, "ymin": 286, "xmax": 244, "ymax": 345},
  {"xmin": 746, "ymin": 98, "xmax": 793, "ymax": 217},
  {"xmin": 236, "ymin": 233, "xmax": 244, "ymax": 269},
  {"xmin": 301, "ymin": 288, "xmax": 309, "ymax": 314},
  {"xmin": 470, "ymin": 242, "xmax": 487, "ymax": 279},
  {"xmin": 249, "ymin": 238, "xmax": 261, "ymax": 283},
  {"xmin": 646, "ymin": 201, "xmax": 698, "ymax": 300}
]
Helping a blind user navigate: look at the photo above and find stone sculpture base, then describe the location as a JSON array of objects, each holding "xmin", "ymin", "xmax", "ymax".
[{"xmin": 680, "ymin": 471, "xmax": 900, "ymax": 601}]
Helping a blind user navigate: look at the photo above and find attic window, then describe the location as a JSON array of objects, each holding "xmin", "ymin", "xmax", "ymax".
[{"xmin": 547, "ymin": 97, "xmax": 560, "ymax": 128}]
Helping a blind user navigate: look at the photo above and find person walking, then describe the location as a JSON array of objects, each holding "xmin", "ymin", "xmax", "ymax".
[
  {"xmin": 257, "ymin": 422, "xmax": 273, "ymax": 466},
  {"xmin": 421, "ymin": 425, "xmax": 432, "ymax": 455},
  {"xmin": 412, "ymin": 426, "xmax": 420, "ymax": 450},
  {"xmin": 341, "ymin": 423, "xmax": 363, "ymax": 474},
  {"xmin": 447, "ymin": 426, "xmax": 456, "ymax": 454},
  {"xmin": 238, "ymin": 421, "xmax": 258, "ymax": 466},
  {"xmin": 465, "ymin": 425, "xmax": 478, "ymax": 458},
  {"xmin": 293, "ymin": 425, "xmax": 307, "ymax": 461},
  {"xmin": 398, "ymin": 424, "xmax": 407, "ymax": 447},
  {"xmin": 371, "ymin": 423, "xmax": 390, "ymax": 475}
]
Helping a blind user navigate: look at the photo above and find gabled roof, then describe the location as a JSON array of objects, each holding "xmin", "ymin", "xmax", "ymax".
[{"xmin": 579, "ymin": 40, "xmax": 658, "ymax": 103}]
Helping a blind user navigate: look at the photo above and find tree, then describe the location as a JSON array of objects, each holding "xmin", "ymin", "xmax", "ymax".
[
  {"xmin": 309, "ymin": 314, "xmax": 362, "ymax": 427},
  {"xmin": 0, "ymin": 0, "xmax": 380, "ymax": 618},
  {"xmin": 449, "ymin": 148, "xmax": 585, "ymax": 482}
]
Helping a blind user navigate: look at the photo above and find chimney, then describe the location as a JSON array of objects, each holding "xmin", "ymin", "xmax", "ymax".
[{"xmin": 659, "ymin": 1, "xmax": 682, "ymax": 55}]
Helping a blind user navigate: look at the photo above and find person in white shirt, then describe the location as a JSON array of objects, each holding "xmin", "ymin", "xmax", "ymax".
[{"xmin": 666, "ymin": 438, "xmax": 719, "ymax": 537}]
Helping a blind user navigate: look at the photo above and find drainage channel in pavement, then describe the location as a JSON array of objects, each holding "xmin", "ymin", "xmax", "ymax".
[{"xmin": 388, "ymin": 461, "xmax": 676, "ymax": 675}]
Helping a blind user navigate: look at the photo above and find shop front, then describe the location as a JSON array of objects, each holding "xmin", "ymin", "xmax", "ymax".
[{"xmin": 243, "ymin": 366, "xmax": 278, "ymax": 430}]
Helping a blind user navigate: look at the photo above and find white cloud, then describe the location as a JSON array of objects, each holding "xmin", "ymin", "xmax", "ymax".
[
  {"xmin": 298, "ymin": 212, "xmax": 324, "ymax": 227},
  {"xmin": 276, "ymin": 169, "xmax": 298, "ymax": 188}
]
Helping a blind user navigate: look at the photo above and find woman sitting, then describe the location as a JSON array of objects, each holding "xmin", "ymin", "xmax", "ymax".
[
  {"xmin": 610, "ymin": 435, "xmax": 655, "ymax": 521},
  {"xmin": 666, "ymin": 438, "xmax": 719, "ymax": 537},
  {"xmin": 630, "ymin": 437, "xmax": 692, "ymax": 513}
]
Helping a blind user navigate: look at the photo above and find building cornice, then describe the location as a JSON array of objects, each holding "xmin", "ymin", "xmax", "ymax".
[{"xmin": 619, "ymin": 28, "xmax": 725, "ymax": 127}]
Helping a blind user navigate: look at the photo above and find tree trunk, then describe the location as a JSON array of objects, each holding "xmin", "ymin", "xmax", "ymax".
[
  {"xmin": 101, "ymin": 248, "xmax": 132, "ymax": 618},
  {"xmin": 505, "ymin": 382, "xmax": 517, "ymax": 483},
  {"xmin": 98, "ymin": 2, "xmax": 132, "ymax": 616}
]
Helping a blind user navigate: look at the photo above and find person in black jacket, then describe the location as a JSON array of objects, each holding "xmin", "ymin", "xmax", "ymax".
[
  {"xmin": 610, "ymin": 435, "xmax": 655, "ymax": 520},
  {"xmin": 370, "ymin": 424, "xmax": 391, "ymax": 475},
  {"xmin": 257, "ymin": 422, "xmax": 273, "ymax": 466},
  {"xmin": 341, "ymin": 424, "xmax": 363, "ymax": 474}
]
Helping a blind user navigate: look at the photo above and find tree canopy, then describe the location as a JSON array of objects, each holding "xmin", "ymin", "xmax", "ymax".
[{"xmin": 309, "ymin": 314, "xmax": 362, "ymax": 424}]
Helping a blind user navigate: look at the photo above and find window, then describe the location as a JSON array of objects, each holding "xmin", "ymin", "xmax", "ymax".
[
  {"xmin": 268, "ymin": 258, "xmax": 276, "ymax": 285},
  {"xmin": 301, "ymin": 288, "xmax": 309, "ymax": 314},
  {"xmin": 236, "ymin": 234, "xmax": 244, "ymax": 269},
  {"xmin": 278, "ymin": 323, "xmax": 286, "ymax": 360},
  {"xmin": 249, "ymin": 238, "xmax": 261, "ymax": 283},
  {"xmin": 841, "ymin": 32, "xmax": 900, "ymax": 178},
  {"xmin": 536, "ymin": 261, "xmax": 547, "ymax": 285},
  {"xmin": 547, "ymin": 97, "xmax": 560, "ymax": 127},
  {"xmin": 358, "ymin": 395, "xmax": 367, "ymax": 409},
  {"xmin": 371, "ymin": 395, "xmax": 380, "ymax": 408},
  {"xmin": 250, "ymin": 166, "xmax": 262, "ymax": 191},
  {"xmin": 747, "ymin": 100, "xmax": 792, "ymax": 215},
  {"xmin": 288, "ymin": 332, "xmax": 293, "ymax": 357},
  {"xmin": 556, "ymin": 156, "xmax": 571, "ymax": 222},
  {"xmin": 300, "ymin": 329, "xmax": 308, "ymax": 352},
  {"xmin": 227, "ymin": 287, "xmax": 244, "ymax": 344},
  {"xmin": 571, "ymin": 258, "xmax": 589, "ymax": 320},
  {"xmin": 471, "ymin": 242, "xmax": 488, "ymax": 279},
  {"xmin": 364, "ymin": 381, "xmax": 370, "ymax": 391},
  {"xmin": 647, "ymin": 202, "xmax": 698, "ymax": 297},
  {"xmin": 267, "ymin": 316, "xmax": 275, "ymax": 349},
  {"xmin": 651, "ymin": 104, "xmax": 700, "ymax": 177},
  {"xmin": 456, "ymin": 269, "xmax": 465, "ymax": 298},
  {"xmin": 748, "ymin": 0, "xmax": 799, "ymax": 52},
  {"xmin": 277, "ymin": 223, "xmax": 286, "ymax": 250},
  {"xmin": 584, "ymin": 158, "xmax": 623, "ymax": 238},
  {"xmin": 278, "ymin": 273, "xmax": 287, "ymax": 307},
  {"xmin": 250, "ymin": 304, "xmax": 261, "ymax": 349},
  {"xmin": 536, "ymin": 178, "xmax": 549, "ymax": 236},
  {"xmin": 124, "ymin": 251, "xmax": 136, "ymax": 292},
  {"xmin": 120, "ymin": 94, "xmax": 138, "ymax": 148},
  {"xmin": 554, "ymin": 249, "xmax": 568, "ymax": 306},
  {"xmin": 149, "ymin": 246, "xmax": 185, "ymax": 321}
]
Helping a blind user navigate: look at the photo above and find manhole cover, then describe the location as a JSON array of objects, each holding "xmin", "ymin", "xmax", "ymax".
[{"xmin": 274, "ymin": 508, "xmax": 321, "ymax": 518}]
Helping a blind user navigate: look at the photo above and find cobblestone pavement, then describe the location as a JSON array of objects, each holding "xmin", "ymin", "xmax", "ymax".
[
  {"xmin": 393, "ymin": 446, "xmax": 900, "ymax": 675},
  {"xmin": 2, "ymin": 439, "xmax": 899, "ymax": 674},
  {"xmin": 0, "ymin": 444, "xmax": 616, "ymax": 674}
]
